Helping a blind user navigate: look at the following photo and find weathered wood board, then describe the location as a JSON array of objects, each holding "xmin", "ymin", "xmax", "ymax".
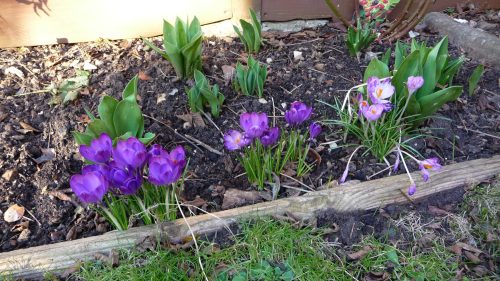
[
  {"xmin": 0, "ymin": 0, "xmax": 232, "ymax": 48},
  {"xmin": 1, "ymin": 156, "xmax": 499, "ymax": 279}
]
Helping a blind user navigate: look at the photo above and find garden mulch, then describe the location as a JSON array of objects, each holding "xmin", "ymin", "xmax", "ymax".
[{"xmin": 0, "ymin": 11, "xmax": 499, "ymax": 253}]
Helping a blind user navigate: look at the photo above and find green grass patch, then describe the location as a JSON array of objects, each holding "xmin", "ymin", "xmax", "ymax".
[{"xmin": 74, "ymin": 217, "xmax": 481, "ymax": 281}]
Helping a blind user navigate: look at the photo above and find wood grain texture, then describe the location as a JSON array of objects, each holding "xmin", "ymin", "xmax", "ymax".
[
  {"xmin": 0, "ymin": 0, "xmax": 232, "ymax": 48},
  {"xmin": 1, "ymin": 156, "xmax": 499, "ymax": 279}
]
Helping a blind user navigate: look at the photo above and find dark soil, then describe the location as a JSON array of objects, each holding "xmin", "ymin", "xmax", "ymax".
[{"xmin": 1, "ymin": 11, "xmax": 499, "ymax": 252}]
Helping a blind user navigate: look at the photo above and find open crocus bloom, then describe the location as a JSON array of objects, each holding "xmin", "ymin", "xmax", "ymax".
[
  {"xmin": 367, "ymin": 77, "xmax": 395, "ymax": 104},
  {"xmin": 224, "ymin": 130, "xmax": 250, "ymax": 151},
  {"xmin": 113, "ymin": 138, "xmax": 148, "ymax": 169},
  {"xmin": 240, "ymin": 112, "xmax": 269, "ymax": 139},
  {"xmin": 362, "ymin": 103, "xmax": 385, "ymax": 121},
  {"xmin": 419, "ymin": 157, "xmax": 441, "ymax": 181}
]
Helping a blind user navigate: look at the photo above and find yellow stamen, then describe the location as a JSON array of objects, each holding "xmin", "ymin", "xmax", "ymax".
[
  {"xmin": 376, "ymin": 88, "xmax": 383, "ymax": 98},
  {"xmin": 423, "ymin": 163, "xmax": 432, "ymax": 169}
]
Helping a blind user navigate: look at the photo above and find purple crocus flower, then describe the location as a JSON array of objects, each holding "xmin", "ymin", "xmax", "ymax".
[
  {"xmin": 70, "ymin": 171, "xmax": 108, "ymax": 203},
  {"xmin": 419, "ymin": 157, "xmax": 441, "ymax": 182},
  {"xmin": 113, "ymin": 137, "xmax": 148, "ymax": 169},
  {"xmin": 260, "ymin": 127, "xmax": 280, "ymax": 147},
  {"xmin": 285, "ymin": 101, "xmax": 313, "ymax": 127},
  {"xmin": 167, "ymin": 146, "xmax": 186, "ymax": 168},
  {"xmin": 339, "ymin": 166, "xmax": 349, "ymax": 184},
  {"xmin": 79, "ymin": 133, "xmax": 113, "ymax": 163},
  {"xmin": 82, "ymin": 164, "xmax": 111, "ymax": 180},
  {"xmin": 309, "ymin": 122, "xmax": 321, "ymax": 140},
  {"xmin": 148, "ymin": 155, "xmax": 183, "ymax": 186},
  {"xmin": 367, "ymin": 77, "xmax": 395, "ymax": 104},
  {"xmin": 108, "ymin": 163, "xmax": 142, "ymax": 195},
  {"xmin": 357, "ymin": 94, "xmax": 369, "ymax": 116},
  {"xmin": 224, "ymin": 130, "xmax": 251, "ymax": 151},
  {"xmin": 408, "ymin": 183, "xmax": 417, "ymax": 196},
  {"xmin": 240, "ymin": 112, "xmax": 269, "ymax": 139},
  {"xmin": 362, "ymin": 103, "xmax": 385, "ymax": 121},
  {"xmin": 407, "ymin": 76, "xmax": 424, "ymax": 95}
]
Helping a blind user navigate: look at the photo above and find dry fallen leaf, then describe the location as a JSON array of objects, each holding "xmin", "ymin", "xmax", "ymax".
[
  {"xmin": 222, "ymin": 188, "xmax": 265, "ymax": 210},
  {"xmin": 4, "ymin": 204, "xmax": 25, "ymax": 223},
  {"xmin": 176, "ymin": 112, "xmax": 206, "ymax": 128},
  {"xmin": 48, "ymin": 190, "xmax": 72, "ymax": 202},
  {"xmin": 221, "ymin": 65, "xmax": 235, "ymax": 85},
  {"xmin": 138, "ymin": 70, "xmax": 151, "ymax": 81},
  {"xmin": 34, "ymin": 148, "xmax": 56, "ymax": 164},
  {"xmin": 347, "ymin": 245, "xmax": 372, "ymax": 260},
  {"xmin": 19, "ymin": 121, "xmax": 39, "ymax": 133}
]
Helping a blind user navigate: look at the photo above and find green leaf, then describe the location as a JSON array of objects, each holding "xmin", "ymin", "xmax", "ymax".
[
  {"xmin": 98, "ymin": 96, "xmax": 119, "ymax": 137},
  {"xmin": 180, "ymin": 32, "xmax": 203, "ymax": 78},
  {"xmin": 51, "ymin": 70, "xmax": 90, "ymax": 105},
  {"xmin": 386, "ymin": 249, "xmax": 400, "ymax": 265},
  {"xmin": 240, "ymin": 20, "xmax": 256, "ymax": 52},
  {"xmin": 392, "ymin": 50, "xmax": 420, "ymax": 98},
  {"xmin": 468, "ymin": 64, "xmax": 484, "ymax": 96},
  {"xmin": 363, "ymin": 58, "xmax": 390, "ymax": 82},
  {"xmin": 72, "ymin": 131, "xmax": 93, "ymax": 146},
  {"xmin": 418, "ymin": 37, "xmax": 448, "ymax": 99},
  {"xmin": 394, "ymin": 41, "xmax": 407, "ymax": 70},
  {"xmin": 88, "ymin": 119, "xmax": 110, "ymax": 137},
  {"xmin": 113, "ymin": 100, "xmax": 142, "ymax": 137},
  {"xmin": 139, "ymin": 132, "xmax": 156, "ymax": 145},
  {"xmin": 381, "ymin": 48, "xmax": 391, "ymax": 66},
  {"xmin": 418, "ymin": 86, "xmax": 462, "ymax": 119},
  {"xmin": 122, "ymin": 75, "xmax": 139, "ymax": 103},
  {"xmin": 143, "ymin": 38, "xmax": 169, "ymax": 61}
]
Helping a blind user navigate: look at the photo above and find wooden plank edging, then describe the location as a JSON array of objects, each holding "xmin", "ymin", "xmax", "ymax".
[{"xmin": 1, "ymin": 156, "xmax": 499, "ymax": 279}]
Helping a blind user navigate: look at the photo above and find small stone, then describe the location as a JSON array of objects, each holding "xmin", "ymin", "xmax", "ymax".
[
  {"xmin": 168, "ymin": 88, "xmax": 179, "ymax": 96},
  {"xmin": 83, "ymin": 61, "xmax": 97, "ymax": 71},
  {"xmin": 2, "ymin": 169, "xmax": 17, "ymax": 181},
  {"xmin": 314, "ymin": 63, "xmax": 325, "ymax": 71},
  {"xmin": 293, "ymin": 51, "xmax": 303, "ymax": 61},
  {"xmin": 266, "ymin": 58, "xmax": 273, "ymax": 64},
  {"xmin": 258, "ymin": 98, "xmax": 268, "ymax": 104},
  {"xmin": 17, "ymin": 229, "xmax": 31, "ymax": 242},
  {"xmin": 335, "ymin": 63, "xmax": 344, "ymax": 70}
]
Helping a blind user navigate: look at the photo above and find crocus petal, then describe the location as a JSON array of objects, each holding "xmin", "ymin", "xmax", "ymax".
[
  {"xmin": 309, "ymin": 122, "xmax": 321, "ymax": 139},
  {"xmin": 393, "ymin": 153, "xmax": 400, "ymax": 172},
  {"xmin": 407, "ymin": 76, "xmax": 424, "ymax": 94},
  {"xmin": 148, "ymin": 155, "xmax": 182, "ymax": 186},
  {"xmin": 285, "ymin": 101, "xmax": 313, "ymax": 127},
  {"xmin": 168, "ymin": 146, "xmax": 186, "ymax": 168},
  {"xmin": 369, "ymin": 79, "xmax": 395, "ymax": 104},
  {"xmin": 362, "ymin": 103, "xmax": 385, "ymax": 121},
  {"xmin": 79, "ymin": 133, "xmax": 113, "ymax": 163},
  {"xmin": 260, "ymin": 127, "xmax": 280, "ymax": 147},
  {"xmin": 407, "ymin": 183, "xmax": 417, "ymax": 196},
  {"xmin": 366, "ymin": 77, "xmax": 380, "ymax": 97},
  {"xmin": 113, "ymin": 137, "xmax": 148, "ymax": 169},
  {"xmin": 148, "ymin": 144, "xmax": 169, "ymax": 158},
  {"xmin": 224, "ymin": 130, "xmax": 250, "ymax": 151},
  {"xmin": 240, "ymin": 112, "xmax": 269, "ymax": 139},
  {"xmin": 339, "ymin": 165, "xmax": 349, "ymax": 184},
  {"xmin": 70, "ymin": 171, "xmax": 108, "ymax": 203}
]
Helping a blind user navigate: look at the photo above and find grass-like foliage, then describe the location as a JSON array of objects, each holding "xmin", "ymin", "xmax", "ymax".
[
  {"xmin": 72, "ymin": 75, "xmax": 155, "ymax": 146},
  {"xmin": 144, "ymin": 17, "xmax": 202, "ymax": 79},
  {"xmin": 187, "ymin": 70, "xmax": 225, "ymax": 118},
  {"xmin": 233, "ymin": 9, "xmax": 262, "ymax": 54},
  {"xmin": 224, "ymin": 104, "xmax": 320, "ymax": 190},
  {"xmin": 346, "ymin": 20, "xmax": 377, "ymax": 60},
  {"xmin": 74, "ymin": 218, "xmax": 477, "ymax": 280},
  {"xmin": 233, "ymin": 56, "xmax": 267, "ymax": 98}
]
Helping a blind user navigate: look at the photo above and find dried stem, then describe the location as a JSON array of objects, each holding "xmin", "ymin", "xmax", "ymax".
[
  {"xmin": 381, "ymin": 0, "xmax": 414, "ymax": 39},
  {"xmin": 387, "ymin": 0, "xmax": 433, "ymax": 42},
  {"xmin": 324, "ymin": 0, "xmax": 353, "ymax": 29}
]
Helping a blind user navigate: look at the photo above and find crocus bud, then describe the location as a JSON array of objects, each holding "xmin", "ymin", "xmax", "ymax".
[
  {"xmin": 285, "ymin": 101, "xmax": 313, "ymax": 127},
  {"xmin": 70, "ymin": 171, "xmax": 108, "ymax": 203},
  {"xmin": 79, "ymin": 133, "xmax": 113, "ymax": 163}
]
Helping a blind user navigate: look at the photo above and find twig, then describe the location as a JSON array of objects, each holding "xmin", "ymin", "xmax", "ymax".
[
  {"xmin": 199, "ymin": 110, "xmax": 224, "ymax": 137},
  {"xmin": 279, "ymin": 173, "xmax": 315, "ymax": 191},
  {"xmin": 457, "ymin": 126, "xmax": 500, "ymax": 140},
  {"xmin": 25, "ymin": 209, "xmax": 41, "ymax": 226},
  {"xmin": 143, "ymin": 114, "xmax": 203, "ymax": 152},
  {"xmin": 175, "ymin": 194, "xmax": 208, "ymax": 281},
  {"xmin": 286, "ymin": 38, "xmax": 322, "ymax": 46},
  {"xmin": 281, "ymin": 184, "xmax": 312, "ymax": 194},
  {"xmin": 184, "ymin": 134, "xmax": 223, "ymax": 155},
  {"xmin": 324, "ymin": 0, "xmax": 353, "ymax": 29}
]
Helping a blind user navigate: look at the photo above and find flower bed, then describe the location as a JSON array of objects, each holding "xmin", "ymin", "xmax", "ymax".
[{"xmin": 0, "ymin": 10, "xmax": 499, "ymax": 258}]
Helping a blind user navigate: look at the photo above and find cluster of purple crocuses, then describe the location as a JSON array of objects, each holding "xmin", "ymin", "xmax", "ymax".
[
  {"xmin": 223, "ymin": 101, "xmax": 321, "ymax": 150},
  {"xmin": 70, "ymin": 133, "xmax": 186, "ymax": 203},
  {"xmin": 357, "ymin": 76, "xmax": 424, "ymax": 121}
]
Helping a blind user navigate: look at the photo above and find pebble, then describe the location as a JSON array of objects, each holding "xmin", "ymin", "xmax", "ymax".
[
  {"xmin": 2, "ymin": 169, "xmax": 18, "ymax": 181},
  {"xmin": 335, "ymin": 63, "xmax": 344, "ymax": 70},
  {"xmin": 314, "ymin": 63, "xmax": 325, "ymax": 71},
  {"xmin": 17, "ymin": 229, "xmax": 31, "ymax": 243},
  {"xmin": 266, "ymin": 58, "xmax": 273, "ymax": 64},
  {"xmin": 293, "ymin": 51, "xmax": 303, "ymax": 61}
]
